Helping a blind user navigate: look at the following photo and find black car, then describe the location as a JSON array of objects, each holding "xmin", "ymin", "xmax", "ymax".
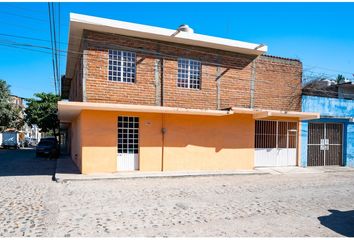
[{"xmin": 36, "ymin": 138, "xmax": 59, "ymax": 158}]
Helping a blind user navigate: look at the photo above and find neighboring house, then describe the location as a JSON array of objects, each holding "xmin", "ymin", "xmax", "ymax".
[
  {"xmin": 58, "ymin": 13, "xmax": 319, "ymax": 174},
  {"xmin": 9, "ymin": 94, "xmax": 25, "ymax": 120},
  {"xmin": 23, "ymin": 124, "xmax": 41, "ymax": 143},
  {"xmin": 301, "ymin": 81, "xmax": 354, "ymax": 167},
  {"xmin": 9, "ymin": 95, "xmax": 41, "ymax": 143},
  {"xmin": 10, "ymin": 95, "xmax": 25, "ymax": 108}
]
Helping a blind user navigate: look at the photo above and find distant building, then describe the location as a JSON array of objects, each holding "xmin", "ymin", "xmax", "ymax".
[
  {"xmin": 9, "ymin": 95, "xmax": 25, "ymax": 109},
  {"xmin": 7, "ymin": 95, "xmax": 41, "ymax": 143},
  {"xmin": 338, "ymin": 82, "xmax": 354, "ymax": 100}
]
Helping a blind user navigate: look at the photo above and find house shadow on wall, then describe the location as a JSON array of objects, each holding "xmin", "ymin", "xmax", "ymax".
[{"xmin": 318, "ymin": 209, "xmax": 354, "ymax": 237}]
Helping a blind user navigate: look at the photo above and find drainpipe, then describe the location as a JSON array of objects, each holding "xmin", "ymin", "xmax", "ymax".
[
  {"xmin": 161, "ymin": 114, "xmax": 166, "ymax": 172},
  {"xmin": 160, "ymin": 57, "xmax": 165, "ymax": 171}
]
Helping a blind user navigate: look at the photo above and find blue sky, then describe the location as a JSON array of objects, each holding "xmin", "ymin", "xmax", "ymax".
[{"xmin": 0, "ymin": 2, "xmax": 353, "ymax": 98}]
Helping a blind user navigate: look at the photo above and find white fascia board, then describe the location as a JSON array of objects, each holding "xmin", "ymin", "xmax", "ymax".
[
  {"xmin": 58, "ymin": 101, "xmax": 233, "ymax": 122},
  {"xmin": 70, "ymin": 13, "xmax": 267, "ymax": 53},
  {"xmin": 66, "ymin": 13, "xmax": 267, "ymax": 78}
]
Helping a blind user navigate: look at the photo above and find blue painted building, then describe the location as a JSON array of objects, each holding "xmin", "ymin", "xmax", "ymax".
[{"xmin": 301, "ymin": 94, "xmax": 354, "ymax": 167}]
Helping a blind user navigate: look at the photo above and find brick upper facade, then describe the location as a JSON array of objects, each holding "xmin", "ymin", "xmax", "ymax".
[{"xmin": 67, "ymin": 30, "xmax": 302, "ymax": 112}]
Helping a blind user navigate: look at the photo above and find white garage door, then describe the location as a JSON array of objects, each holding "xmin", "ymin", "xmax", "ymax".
[
  {"xmin": 255, "ymin": 120, "xmax": 297, "ymax": 167},
  {"xmin": 117, "ymin": 116, "xmax": 139, "ymax": 171}
]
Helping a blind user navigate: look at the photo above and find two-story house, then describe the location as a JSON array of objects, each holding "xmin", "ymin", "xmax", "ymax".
[{"xmin": 59, "ymin": 13, "xmax": 319, "ymax": 174}]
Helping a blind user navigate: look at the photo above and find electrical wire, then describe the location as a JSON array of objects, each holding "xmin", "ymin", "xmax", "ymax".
[
  {"xmin": 47, "ymin": 3, "xmax": 57, "ymax": 94},
  {"xmin": 0, "ymin": 28, "xmax": 350, "ymax": 100},
  {"xmin": 51, "ymin": 2, "xmax": 60, "ymax": 95},
  {"xmin": 0, "ymin": 38, "xmax": 345, "ymax": 99},
  {"xmin": 0, "ymin": 10, "xmax": 352, "ymax": 77}
]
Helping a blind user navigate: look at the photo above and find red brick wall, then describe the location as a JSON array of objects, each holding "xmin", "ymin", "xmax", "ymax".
[
  {"xmin": 254, "ymin": 55, "xmax": 302, "ymax": 111},
  {"xmin": 84, "ymin": 47, "xmax": 156, "ymax": 105},
  {"xmin": 76, "ymin": 30, "xmax": 302, "ymax": 111}
]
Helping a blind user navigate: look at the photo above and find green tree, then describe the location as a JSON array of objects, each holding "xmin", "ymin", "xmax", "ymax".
[
  {"xmin": 336, "ymin": 74, "xmax": 346, "ymax": 84},
  {"xmin": 25, "ymin": 92, "xmax": 60, "ymax": 137},
  {"xmin": 0, "ymin": 79, "xmax": 23, "ymax": 130}
]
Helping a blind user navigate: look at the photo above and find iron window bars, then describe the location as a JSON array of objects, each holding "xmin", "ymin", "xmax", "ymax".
[
  {"xmin": 108, "ymin": 49, "xmax": 136, "ymax": 83},
  {"xmin": 177, "ymin": 58, "xmax": 201, "ymax": 89}
]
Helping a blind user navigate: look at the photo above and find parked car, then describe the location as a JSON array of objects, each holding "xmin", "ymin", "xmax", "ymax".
[{"xmin": 36, "ymin": 137, "xmax": 59, "ymax": 158}]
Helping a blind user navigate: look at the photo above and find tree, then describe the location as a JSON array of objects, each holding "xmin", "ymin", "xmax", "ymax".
[
  {"xmin": 25, "ymin": 92, "xmax": 60, "ymax": 137},
  {"xmin": 336, "ymin": 74, "xmax": 346, "ymax": 84},
  {"xmin": 0, "ymin": 79, "xmax": 23, "ymax": 130}
]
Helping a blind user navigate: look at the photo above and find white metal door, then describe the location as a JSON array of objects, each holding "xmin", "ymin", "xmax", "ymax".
[
  {"xmin": 117, "ymin": 116, "xmax": 139, "ymax": 171},
  {"xmin": 255, "ymin": 121, "xmax": 297, "ymax": 167}
]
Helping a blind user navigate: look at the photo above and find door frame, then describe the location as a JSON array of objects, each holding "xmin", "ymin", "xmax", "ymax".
[
  {"xmin": 117, "ymin": 116, "xmax": 140, "ymax": 171},
  {"xmin": 254, "ymin": 120, "xmax": 299, "ymax": 167},
  {"xmin": 307, "ymin": 122, "xmax": 344, "ymax": 166}
]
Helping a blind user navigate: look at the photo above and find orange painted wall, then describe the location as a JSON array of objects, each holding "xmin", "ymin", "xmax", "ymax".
[
  {"xmin": 80, "ymin": 110, "xmax": 117, "ymax": 173},
  {"xmin": 70, "ymin": 114, "xmax": 82, "ymax": 170},
  {"xmin": 163, "ymin": 114, "xmax": 255, "ymax": 170},
  {"xmin": 73, "ymin": 110, "xmax": 255, "ymax": 174},
  {"xmin": 77, "ymin": 110, "xmax": 163, "ymax": 174}
]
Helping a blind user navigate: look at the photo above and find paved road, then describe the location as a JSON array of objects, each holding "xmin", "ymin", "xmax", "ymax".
[
  {"xmin": 0, "ymin": 149, "xmax": 353, "ymax": 237},
  {"xmin": 0, "ymin": 148, "xmax": 56, "ymax": 237}
]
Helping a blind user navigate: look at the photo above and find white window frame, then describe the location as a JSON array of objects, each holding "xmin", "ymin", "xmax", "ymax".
[
  {"xmin": 108, "ymin": 49, "xmax": 136, "ymax": 83},
  {"xmin": 117, "ymin": 116, "xmax": 139, "ymax": 154},
  {"xmin": 177, "ymin": 58, "xmax": 201, "ymax": 89}
]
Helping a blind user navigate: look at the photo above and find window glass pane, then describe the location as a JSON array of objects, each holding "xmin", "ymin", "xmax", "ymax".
[
  {"xmin": 117, "ymin": 116, "xmax": 139, "ymax": 154},
  {"xmin": 109, "ymin": 49, "xmax": 136, "ymax": 83},
  {"xmin": 177, "ymin": 58, "xmax": 201, "ymax": 89}
]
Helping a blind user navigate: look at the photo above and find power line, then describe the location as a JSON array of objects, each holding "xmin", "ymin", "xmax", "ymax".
[
  {"xmin": 0, "ymin": 9, "xmax": 47, "ymax": 23},
  {"xmin": 0, "ymin": 4, "xmax": 352, "ymax": 76},
  {"xmin": 0, "ymin": 32, "xmax": 68, "ymax": 46},
  {"xmin": 58, "ymin": 2, "xmax": 61, "ymax": 96},
  {"xmin": 0, "ymin": 37, "xmax": 340, "ymax": 96},
  {"xmin": 0, "ymin": 10, "xmax": 352, "ymax": 77},
  {"xmin": 51, "ymin": 2, "xmax": 60, "ymax": 95},
  {"xmin": 303, "ymin": 64, "xmax": 354, "ymax": 76},
  {"xmin": 0, "ymin": 29, "xmax": 350, "ymax": 99},
  {"xmin": 1, "ymin": 3, "xmax": 46, "ymax": 14},
  {"xmin": 2, "ymin": 39, "xmax": 349, "ymax": 105},
  {"xmin": 0, "ymin": 42, "xmax": 53, "ymax": 55},
  {"xmin": 47, "ymin": 3, "xmax": 57, "ymax": 95}
]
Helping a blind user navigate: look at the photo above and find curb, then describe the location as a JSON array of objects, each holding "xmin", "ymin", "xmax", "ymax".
[{"xmin": 54, "ymin": 171, "xmax": 270, "ymax": 183}]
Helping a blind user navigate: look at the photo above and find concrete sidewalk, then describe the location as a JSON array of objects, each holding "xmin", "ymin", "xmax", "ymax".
[
  {"xmin": 256, "ymin": 166, "xmax": 354, "ymax": 175},
  {"xmin": 54, "ymin": 156, "xmax": 268, "ymax": 183},
  {"xmin": 54, "ymin": 156, "xmax": 354, "ymax": 183}
]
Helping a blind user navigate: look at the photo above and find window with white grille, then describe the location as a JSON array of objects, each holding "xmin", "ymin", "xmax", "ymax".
[
  {"xmin": 108, "ymin": 49, "xmax": 136, "ymax": 83},
  {"xmin": 118, "ymin": 116, "xmax": 139, "ymax": 154},
  {"xmin": 255, "ymin": 120, "xmax": 297, "ymax": 149},
  {"xmin": 177, "ymin": 58, "xmax": 201, "ymax": 89}
]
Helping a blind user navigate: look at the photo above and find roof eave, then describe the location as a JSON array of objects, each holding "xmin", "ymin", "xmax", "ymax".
[
  {"xmin": 58, "ymin": 101, "xmax": 233, "ymax": 122},
  {"xmin": 231, "ymin": 107, "xmax": 320, "ymax": 120},
  {"xmin": 65, "ymin": 13, "xmax": 267, "ymax": 78}
]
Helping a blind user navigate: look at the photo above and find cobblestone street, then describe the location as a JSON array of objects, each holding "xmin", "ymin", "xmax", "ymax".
[{"xmin": 0, "ymin": 149, "xmax": 353, "ymax": 237}]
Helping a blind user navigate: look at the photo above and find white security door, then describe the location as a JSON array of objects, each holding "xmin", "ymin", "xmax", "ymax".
[
  {"xmin": 255, "ymin": 121, "xmax": 297, "ymax": 167},
  {"xmin": 117, "ymin": 116, "xmax": 139, "ymax": 171}
]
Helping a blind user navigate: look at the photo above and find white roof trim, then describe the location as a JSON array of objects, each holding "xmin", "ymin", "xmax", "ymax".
[
  {"xmin": 58, "ymin": 101, "xmax": 233, "ymax": 122},
  {"xmin": 65, "ymin": 13, "xmax": 268, "ymax": 78},
  {"xmin": 58, "ymin": 102, "xmax": 320, "ymax": 122},
  {"xmin": 231, "ymin": 107, "xmax": 320, "ymax": 120}
]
